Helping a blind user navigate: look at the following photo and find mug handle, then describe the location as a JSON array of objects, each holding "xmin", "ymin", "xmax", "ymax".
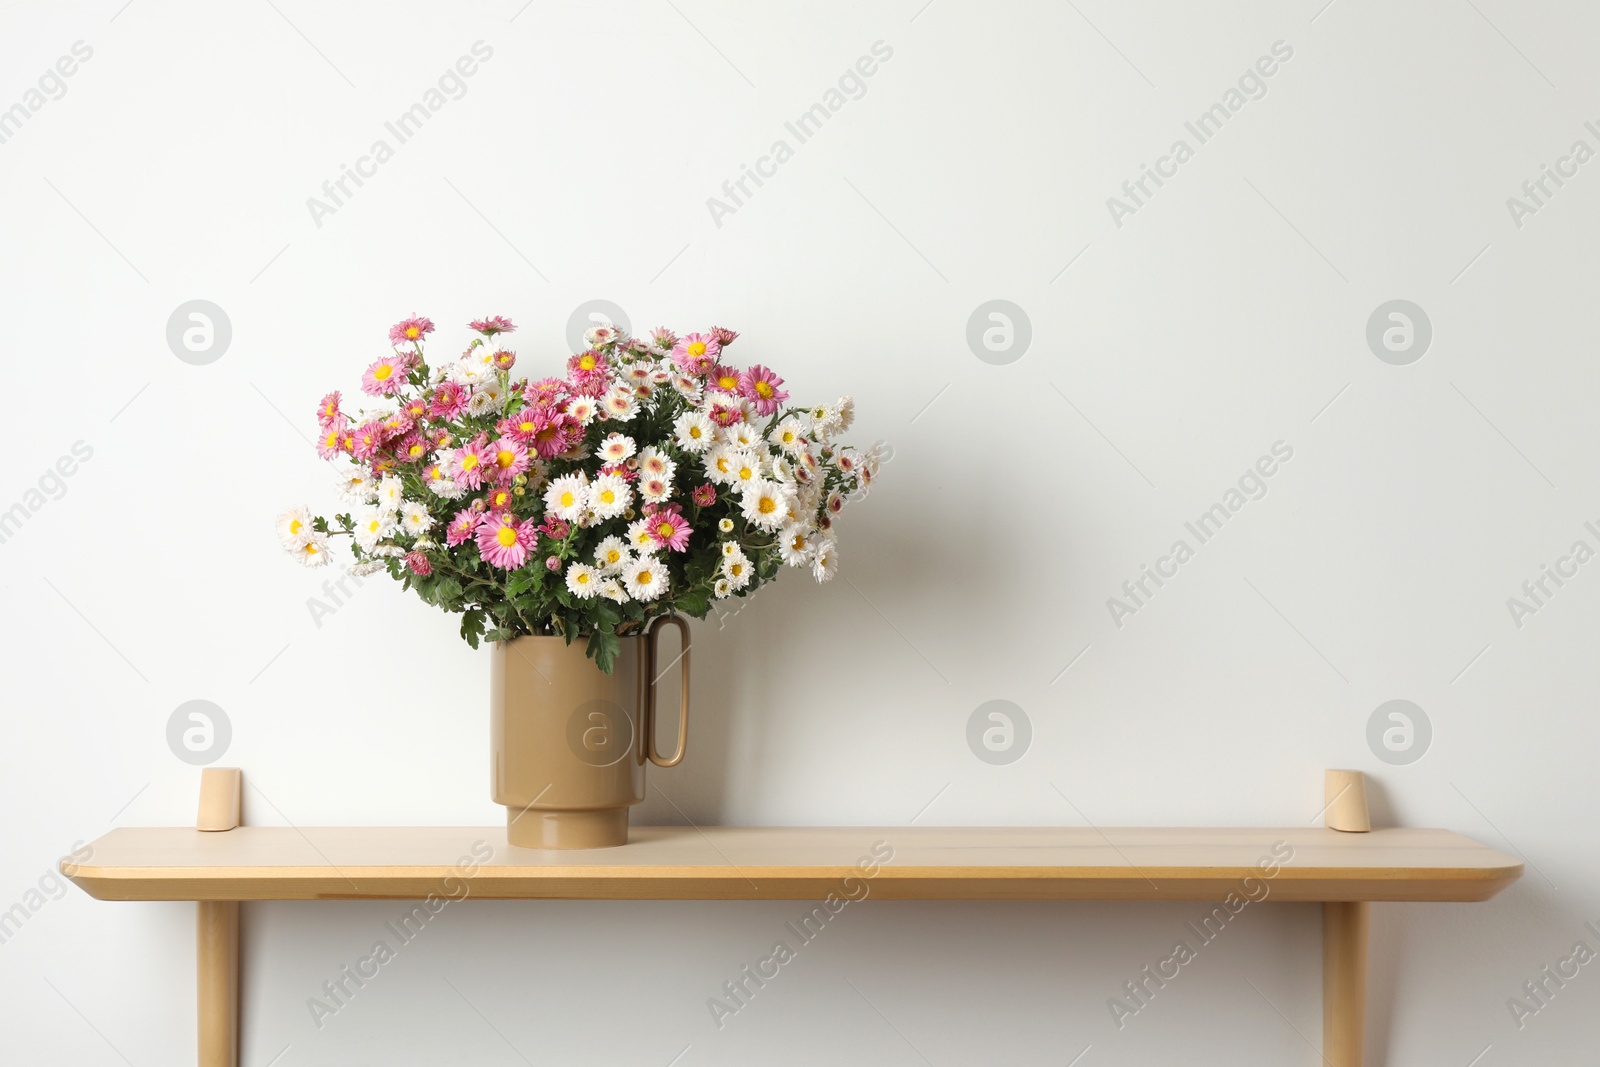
[{"xmin": 644, "ymin": 614, "xmax": 690, "ymax": 768}]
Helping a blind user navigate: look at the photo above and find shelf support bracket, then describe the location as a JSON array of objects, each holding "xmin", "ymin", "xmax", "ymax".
[
  {"xmin": 197, "ymin": 768, "xmax": 240, "ymax": 1067},
  {"xmin": 1323, "ymin": 769, "xmax": 1370, "ymax": 1067}
]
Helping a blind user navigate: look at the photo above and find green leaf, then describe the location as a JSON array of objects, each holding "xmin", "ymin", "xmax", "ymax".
[
  {"xmin": 484, "ymin": 627, "xmax": 515, "ymax": 644},
  {"xmin": 587, "ymin": 629, "xmax": 621, "ymax": 674},
  {"xmin": 460, "ymin": 608, "xmax": 487, "ymax": 649},
  {"xmin": 675, "ymin": 587, "xmax": 711, "ymax": 619},
  {"xmin": 506, "ymin": 569, "xmax": 539, "ymax": 598}
]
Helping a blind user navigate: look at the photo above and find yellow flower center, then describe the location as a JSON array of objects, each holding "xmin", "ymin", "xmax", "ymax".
[
  {"xmin": 409, "ymin": 444, "xmax": 425, "ymax": 457},
  {"xmin": 687, "ymin": 341, "xmax": 706, "ymax": 358},
  {"xmin": 791, "ymin": 535, "xmax": 804, "ymax": 550},
  {"xmin": 605, "ymin": 550, "xmax": 619, "ymax": 563},
  {"xmin": 731, "ymin": 562, "xmax": 744, "ymax": 576},
  {"xmin": 496, "ymin": 526, "xmax": 517, "ymax": 547},
  {"xmin": 656, "ymin": 522, "xmax": 674, "ymax": 538},
  {"xmin": 755, "ymin": 381, "xmax": 773, "ymax": 398},
  {"xmin": 738, "ymin": 466, "xmax": 753, "ymax": 480},
  {"xmin": 460, "ymin": 454, "xmax": 479, "ymax": 470},
  {"xmin": 579, "ymin": 354, "xmax": 596, "ymax": 370},
  {"xmin": 577, "ymin": 572, "xmax": 590, "ymax": 584},
  {"xmin": 718, "ymin": 375, "xmax": 738, "ymax": 390},
  {"xmin": 373, "ymin": 365, "xmax": 393, "ymax": 381},
  {"xmin": 600, "ymin": 489, "xmax": 616, "ymax": 504},
  {"xmin": 758, "ymin": 497, "xmax": 776, "ymax": 514},
  {"xmin": 496, "ymin": 450, "xmax": 516, "ymax": 468},
  {"xmin": 289, "ymin": 519, "xmax": 303, "ymax": 534},
  {"xmin": 560, "ymin": 491, "xmax": 575, "ymax": 508},
  {"xmin": 405, "ymin": 326, "xmax": 420, "ymax": 340},
  {"xmin": 519, "ymin": 420, "xmax": 535, "ymax": 433},
  {"xmin": 689, "ymin": 426, "xmax": 703, "ymax": 439},
  {"xmin": 637, "ymin": 570, "xmax": 654, "ymax": 584}
]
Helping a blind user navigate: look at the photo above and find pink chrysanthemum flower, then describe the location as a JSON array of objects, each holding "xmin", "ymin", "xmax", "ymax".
[
  {"xmin": 529, "ymin": 413, "xmax": 578, "ymax": 460},
  {"xmin": 402, "ymin": 396, "xmax": 429, "ymax": 420},
  {"xmin": 484, "ymin": 485, "xmax": 515, "ymax": 512},
  {"xmin": 476, "ymin": 513, "xmax": 534, "ymax": 569},
  {"xmin": 567, "ymin": 350, "xmax": 608, "ymax": 377},
  {"xmin": 497, "ymin": 412, "xmax": 540, "ymax": 443},
  {"xmin": 649, "ymin": 326, "xmax": 677, "ymax": 352},
  {"xmin": 492, "ymin": 348, "xmax": 516, "ymax": 371},
  {"xmin": 379, "ymin": 410, "xmax": 414, "ymax": 438},
  {"xmin": 405, "ymin": 551, "xmax": 432, "ymax": 576},
  {"xmin": 710, "ymin": 326, "xmax": 739, "ymax": 346},
  {"xmin": 316, "ymin": 391, "xmax": 343, "ymax": 426},
  {"xmin": 545, "ymin": 555, "xmax": 561, "ymax": 572},
  {"xmin": 739, "ymin": 364, "xmax": 789, "ymax": 415},
  {"xmin": 451, "ymin": 434, "xmax": 493, "ymax": 489},
  {"xmin": 706, "ymin": 395, "xmax": 745, "ymax": 428},
  {"xmin": 362, "ymin": 355, "xmax": 409, "ymax": 397},
  {"xmin": 396, "ymin": 432, "xmax": 430, "ymax": 464},
  {"xmin": 316, "ymin": 422, "xmax": 348, "ymax": 459},
  {"xmin": 540, "ymin": 515, "xmax": 570, "ymax": 540},
  {"xmin": 469, "ymin": 315, "xmax": 516, "ymax": 336},
  {"xmin": 646, "ymin": 508, "xmax": 692, "ymax": 552},
  {"xmin": 389, "ymin": 315, "xmax": 435, "ymax": 346},
  {"xmin": 691, "ymin": 483, "xmax": 716, "ymax": 507},
  {"xmin": 487, "ymin": 437, "xmax": 529, "ymax": 483},
  {"xmin": 350, "ymin": 419, "xmax": 386, "ymax": 460},
  {"xmin": 429, "ymin": 381, "xmax": 469, "ymax": 420},
  {"xmin": 708, "ymin": 364, "xmax": 743, "ymax": 394},
  {"xmin": 568, "ymin": 368, "xmax": 610, "ymax": 398},
  {"xmin": 671, "ymin": 333, "xmax": 720, "ymax": 375},
  {"xmin": 523, "ymin": 377, "xmax": 567, "ymax": 406},
  {"xmin": 447, "ymin": 509, "xmax": 478, "ymax": 546}
]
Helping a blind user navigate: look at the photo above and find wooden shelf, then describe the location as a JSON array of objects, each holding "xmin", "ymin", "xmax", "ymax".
[
  {"xmin": 63, "ymin": 769, "xmax": 1523, "ymax": 1067},
  {"xmin": 63, "ymin": 824, "xmax": 1520, "ymax": 903}
]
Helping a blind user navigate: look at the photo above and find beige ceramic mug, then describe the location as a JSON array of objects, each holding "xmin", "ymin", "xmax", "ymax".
[{"xmin": 490, "ymin": 615, "xmax": 689, "ymax": 848}]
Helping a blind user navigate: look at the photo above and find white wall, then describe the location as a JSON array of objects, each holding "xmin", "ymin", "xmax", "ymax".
[{"xmin": 2, "ymin": 0, "xmax": 1596, "ymax": 1063}]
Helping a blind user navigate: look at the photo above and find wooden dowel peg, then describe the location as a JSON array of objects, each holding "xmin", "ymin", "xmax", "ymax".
[
  {"xmin": 197, "ymin": 768, "xmax": 241, "ymax": 832},
  {"xmin": 1324, "ymin": 770, "xmax": 1371, "ymax": 833}
]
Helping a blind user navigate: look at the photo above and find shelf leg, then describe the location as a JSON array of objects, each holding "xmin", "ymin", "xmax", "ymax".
[
  {"xmin": 197, "ymin": 768, "xmax": 241, "ymax": 1067},
  {"xmin": 198, "ymin": 901, "xmax": 239, "ymax": 1067},
  {"xmin": 1323, "ymin": 900, "xmax": 1369, "ymax": 1067}
]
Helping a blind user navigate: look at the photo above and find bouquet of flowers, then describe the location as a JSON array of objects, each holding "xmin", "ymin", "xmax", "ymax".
[{"xmin": 276, "ymin": 315, "xmax": 878, "ymax": 670}]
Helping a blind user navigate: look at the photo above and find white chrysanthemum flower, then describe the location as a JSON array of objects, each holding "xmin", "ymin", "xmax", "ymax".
[
  {"xmin": 673, "ymin": 411, "xmax": 715, "ymax": 453},
  {"xmin": 353, "ymin": 505, "xmax": 396, "ymax": 549},
  {"xmin": 468, "ymin": 380, "xmax": 507, "ymax": 415},
  {"xmin": 835, "ymin": 396, "xmax": 855, "ymax": 433},
  {"xmin": 376, "ymin": 476, "xmax": 405, "ymax": 513},
  {"xmin": 739, "ymin": 480, "xmax": 791, "ymax": 531},
  {"xmin": 704, "ymin": 444, "xmax": 739, "ymax": 485},
  {"xmin": 447, "ymin": 358, "xmax": 493, "ymax": 387},
  {"xmin": 639, "ymin": 475, "xmax": 672, "ymax": 503},
  {"xmin": 713, "ymin": 577, "xmax": 733, "ymax": 598},
  {"xmin": 626, "ymin": 517, "xmax": 659, "ymax": 554},
  {"xmin": 722, "ymin": 549, "xmax": 753, "ymax": 590},
  {"xmin": 672, "ymin": 375, "xmax": 703, "ymax": 402},
  {"xmin": 596, "ymin": 433, "xmax": 637, "ymax": 464},
  {"xmin": 718, "ymin": 517, "xmax": 734, "ymax": 533},
  {"xmin": 586, "ymin": 321, "xmax": 627, "ymax": 347},
  {"xmin": 567, "ymin": 395, "xmax": 598, "ymax": 425},
  {"xmin": 826, "ymin": 490, "xmax": 846, "ymax": 517},
  {"xmin": 778, "ymin": 523, "xmax": 815, "ymax": 567},
  {"xmin": 771, "ymin": 456, "xmax": 795, "ymax": 483},
  {"xmin": 543, "ymin": 473, "xmax": 589, "ymax": 520},
  {"xmin": 622, "ymin": 556, "xmax": 668, "ymax": 600},
  {"xmin": 276, "ymin": 506, "xmax": 314, "ymax": 550},
  {"xmin": 565, "ymin": 562, "xmax": 600, "ymax": 599},
  {"xmin": 728, "ymin": 423, "xmax": 761, "ymax": 450},
  {"xmin": 594, "ymin": 536, "xmax": 630, "ymax": 573},
  {"xmin": 589, "ymin": 473, "xmax": 631, "ymax": 519},
  {"xmin": 637, "ymin": 447, "xmax": 674, "ymax": 480},
  {"xmin": 350, "ymin": 559, "xmax": 386, "ymax": 577},
  {"xmin": 399, "ymin": 501, "xmax": 432, "ymax": 536},
  {"xmin": 599, "ymin": 577, "xmax": 630, "ymax": 603},
  {"xmin": 429, "ymin": 362, "xmax": 450, "ymax": 384},
  {"xmin": 294, "ymin": 532, "xmax": 331, "ymax": 567},
  {"xmin": 337, "ymin": 467, "xmax": 378, "ymax": 504},
  {"xmin": 601, "ymin": 386, "xmax": 638, "ymax": 421},
  {"xmin": 523, "ymin": 459, "xmax": 550, "ymax": 492},
  {"xmin": 649, "ymin": 365, "xmax": 673, "ymax": 384},
  {"xmin": 372, "ymin": 543, "xmax": 406, "ymax": 559},
  {"xmin": 729, "ymin": 450, "xmax": 762, "ymax": 487},
  {"xmin": 811, "ymin": 537, "xmax": 838, "ymax": 582},
  {"xmin": 769, "ymin": 417, "xmax": 807, "ymax": 456},
  {"xmin": 721, "ymin": 541, "xmax": 741, "ymax": 559}
]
